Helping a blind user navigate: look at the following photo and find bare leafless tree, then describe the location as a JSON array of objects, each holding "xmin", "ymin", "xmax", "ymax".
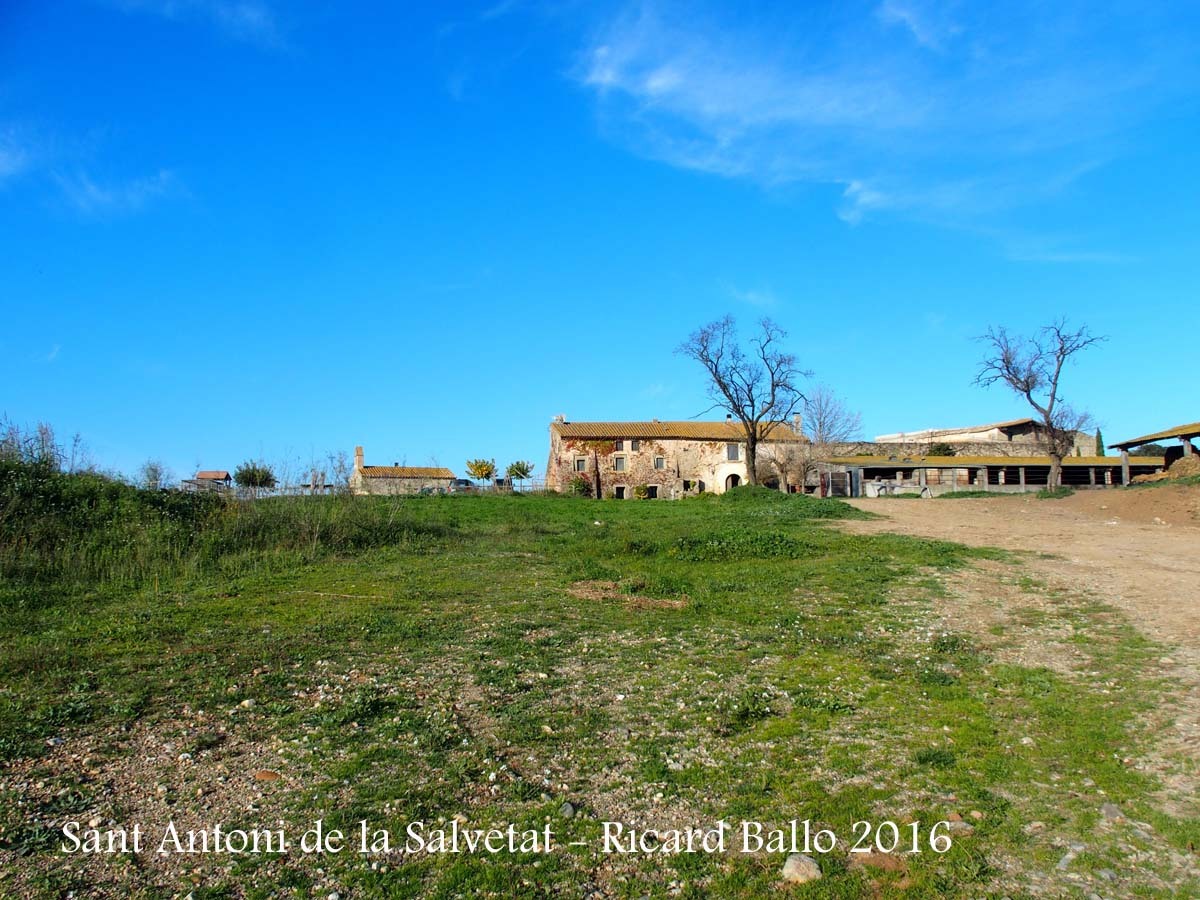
[
  {"xmin": 678, "ymin": 316, "xmax": 808, "ymax": 485},
  {"xmin": 326, "ymin": 450, "xmax": 354, "ymax": 495},
  {"xmin": 975, "ymin": 320, "xmax": 1104, "ymax": 488},
  {"xmin": 137, "ymin": 459, "xmax": 173, "ymax": 490},
  {"xmin": 762, "ymin": 385, "xmax": 861, "ymax": 492},
  {"xmin": 804, "ymin": 384, "xmax": 862, "ymax": 446}
]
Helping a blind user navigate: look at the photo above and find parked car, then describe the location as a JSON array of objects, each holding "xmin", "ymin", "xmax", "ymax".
[{"xmin": 449, "ymin": 479, "xmax": 476, "ymax": 493}]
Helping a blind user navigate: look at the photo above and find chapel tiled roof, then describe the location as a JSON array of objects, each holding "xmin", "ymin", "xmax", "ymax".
[{"xmin": 360, "ymin": 466, "xmax": 456, "ymax": 480}]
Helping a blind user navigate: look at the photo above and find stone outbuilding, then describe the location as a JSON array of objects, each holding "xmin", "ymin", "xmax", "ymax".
[
  {"xmin": 544, "ymin": 417, "xmax": 806, "ymax": 498},
  {"xmin": 874, "ymin": 417, "xmax": 1094, "ymax": 456},
  {"xmin": 349, "ymin": 446, "xmax": 455, "ymax": 495}
]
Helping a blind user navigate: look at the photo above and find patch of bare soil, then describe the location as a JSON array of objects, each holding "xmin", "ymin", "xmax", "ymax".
[
  {"xmin": 835, "ymin": 487, "xmax": 1200, "ymax": 823},
  {"xmin": 0, "ymin": 707, "xmax": 306, "ymax": 897},
  {"xmin": 567, "ymin": 580, "xmax": 688, "ymax": 610},
  {"xmin": 840, "ymin": 486, "xmax": 1200, "ymax": 649}
]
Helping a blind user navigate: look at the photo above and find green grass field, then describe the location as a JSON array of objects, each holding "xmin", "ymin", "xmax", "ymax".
[{"xmin": 1, "ymin": 481, "xmax": 1196, "ymax": 898}]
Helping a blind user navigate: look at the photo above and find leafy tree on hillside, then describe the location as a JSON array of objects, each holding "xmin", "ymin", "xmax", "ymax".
[
  {"xmin": 465, "ymin": 458, "xmax": 496, "ymax": 486},
  {"xmin": 234, "ymin": 460, "xmax": 277, "ymax": 498},
  {"xmin": 505, "ymin": 460, "xmax": 534, "ymax": 490}
]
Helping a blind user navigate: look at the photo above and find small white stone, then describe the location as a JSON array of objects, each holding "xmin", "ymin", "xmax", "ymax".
[{"xmin": 781, "ymin": 853, "xmax": 822, "ymax": 884}]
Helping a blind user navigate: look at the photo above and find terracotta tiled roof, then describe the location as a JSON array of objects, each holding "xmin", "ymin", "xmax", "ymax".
[
  {"xmin": 360, "ymin": 466, "xmax": 456, "ymax": 479},
  {"xmin": 194, "ymin": 470, "xmax": 231, "ymax": 480},
  {"xmin": 551, "ymin": 421, "xmax": 806, "ymax": 442}
]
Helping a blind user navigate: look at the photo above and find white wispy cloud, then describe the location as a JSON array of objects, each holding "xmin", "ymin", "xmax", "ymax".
[
  {"xmin": 1003, "ymin": 243, "xmax": 1138, "ymax": 265},
  {"xmin": 0, "ymin": 128, "xmax": 32, "ymax": 183},
  {"xmin": 55, "ymin": 169, "xmax": 179, "ymax": 216},
  {"xmin": 576, "ymin": 1, "xmax": 1198, "ymax": 238},
  {"xmin": 111, "ymin": 0, "xmax": 283, "ymax": 46},
  {"xmin": 876, "ymin": 0, "xmax": 960, "ymax": 51},
  {"xmin": 726, "ymin": 284, "xmax": 779, "ymax": 308}
]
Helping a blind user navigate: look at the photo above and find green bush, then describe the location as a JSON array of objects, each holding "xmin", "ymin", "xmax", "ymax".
[
  {"xmin": 719, "ymin": 484, "xmax": 788, "ymax": 503},
  {"xmin": 1036, "ymin": 486, "xmax": 1074, "ymax": 499}
]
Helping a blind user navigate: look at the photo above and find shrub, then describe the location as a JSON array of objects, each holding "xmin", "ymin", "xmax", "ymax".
[
  {"xmin": 567, "ymin": 475, "xmax": 592, "ymax": 497},
  {"xmin": 0, "ymin": 459, "xmax": 452, "ymax": 594},
  {"xmin": 719, "ymin": 484, "xmax": 788, "ymax": 503},
  {"xmin": 233, "ymin": 461, "xmax": 276, "ymax": 495},
  {"xmin": 913, "ymin": 747, "xmax": 957, "ymax": 768},
  {"xmin": 1036, "ymin": 486, "xmax": 1074, "ymax": 499}
]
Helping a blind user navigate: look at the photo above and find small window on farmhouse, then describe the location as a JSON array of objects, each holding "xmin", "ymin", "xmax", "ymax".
[
  {"xmin": 726, "ymin": 443, "xmax": 739, "ymax": 461},
  {"xmin": 614, "ymin": 440, "xmax": 624, "ymax": 451},
  {"xmin": 630, "ymin": 439, "xmax": 641, "ymax": 451},
  {"xmin": 654, "ymin": 456, "xmax": 665, "ymax": 470},
  {"xmin": 614, "ymin": 486, "xmax": 626, "ymax": 499},
  {"xmin": 645, "ymin": 485, "xmax": 658, "ymax": 499},
  {"xmin": 574, "ymin": 458, "xmax": 587, "ymax": 473},
  {"xmin": 614, "ymin": 457, "xmax": 626, "ymax": 472}
]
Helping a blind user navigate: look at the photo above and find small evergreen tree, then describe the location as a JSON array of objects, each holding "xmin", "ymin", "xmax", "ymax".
[
  {"xmin": 1095, "ymin": 429, "xmax": 1105, "ymax": 457},
  {"xmin": 505, "ymin": 460, "xmax": 534, "ymax": 490},
  {"xmin": 234, "ymin": 460, "xmax": 277, "ymax": 498}
]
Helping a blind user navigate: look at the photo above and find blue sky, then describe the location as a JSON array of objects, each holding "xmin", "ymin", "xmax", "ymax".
[{"xmin": 2, "ymin": 0, "xmax": 1198, "ymax": 481}]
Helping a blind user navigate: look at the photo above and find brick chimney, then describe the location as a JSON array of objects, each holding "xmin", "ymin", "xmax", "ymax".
[
  {"xmin": 793, "ymin": 413, "xmax": 803, "ymax": 435},
  {"xmin": 354, "ymin": 446, "xmax": 364, "ymax": 471}
]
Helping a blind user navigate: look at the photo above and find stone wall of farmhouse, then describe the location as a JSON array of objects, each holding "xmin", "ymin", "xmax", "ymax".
[
  {"xmin": 350, "ymin": 474, "xmax": 453, "ymax": 495},
  {"xmin": 546, "ymin": 435, "xmax": 751, "ymax": 497}
]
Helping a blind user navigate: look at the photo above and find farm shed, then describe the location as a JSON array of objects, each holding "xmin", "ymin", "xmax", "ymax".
[
  {"xmin": 827, "ymin": 455, "xmax": 1166, "ymax": 498},
  {"xmin": 182, "ymin": 470, "xmax": 233, "ymax": 493},
  {"xmin": 1109, "ymin": 421, "xmax": 1200, "ymax": 483}
]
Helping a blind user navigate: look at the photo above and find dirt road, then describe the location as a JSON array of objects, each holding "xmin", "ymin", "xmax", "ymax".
[{"xmin": 837, "ymin": 485, "xmax": 1200, "ymax": 651}]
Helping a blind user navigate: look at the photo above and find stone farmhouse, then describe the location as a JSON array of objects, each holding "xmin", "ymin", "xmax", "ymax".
[
  {"xmin": 544, "ymin": 414, "xmax": 1125, "ymax": 498},
  {"xmin": 349, "ymin": 446, "xmax": 455, "ymax": 495},
  {"xmin": 544, "ymin": 417, "xmax": 807, "ymax": 498}
]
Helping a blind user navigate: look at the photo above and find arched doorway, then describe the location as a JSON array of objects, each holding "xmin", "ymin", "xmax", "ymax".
[{"xmin": 725, "ymin": 473, "xmax": 741, "ymax": 491}]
